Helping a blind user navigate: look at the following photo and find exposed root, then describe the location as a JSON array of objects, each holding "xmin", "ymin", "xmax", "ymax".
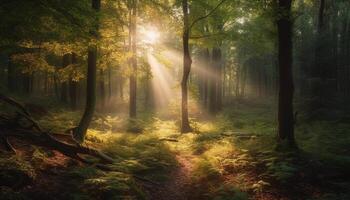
[{"xmin": 1, "ymin": 136, "xmax": 16, "ymax": 153}]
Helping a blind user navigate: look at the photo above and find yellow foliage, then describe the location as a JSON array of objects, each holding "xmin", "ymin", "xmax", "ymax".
[{"xmin": 12, "ymin": 53, "xmax": 54, "ymax": 74}]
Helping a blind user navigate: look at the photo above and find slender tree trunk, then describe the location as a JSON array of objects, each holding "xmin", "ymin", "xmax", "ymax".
[
  {"xmin": 108, "ymin": 66, "xmax": 112, "ymax": 100},
  {"xmin": 61, "ymin": 85, "xmax": 67, "ymax": 103},
  {"xmin": 54, "ymin": 71, "xmax": 60, "ymax": 100},
  {"xmin": 277, "ymin": 0, "xmax": 295, "ymax": 147},
  {"xmin": 99, "ymin": 69, "xmax": 105, "ymax": 110},
  {"xmin": 7, "ymin": 54, "xmax": 16, "ymax": 92},
  {"xmin": 69, "ymin": 79, "xmax": 78, "ymax": 110},
  {"xmin": 222, "ymin": 62, "xmax": 226, "ymax": 102},
  {"xmin": 216, "ymin": 48, "xmax": 222, "ymax": 111},
  {"xmin": 209, "ymin": 48, "xmax": 221, "ymax": 113},
  {"xmin": 73, "ymin": 0, "xmax": 100, "ymax": 143},
  {"xmin": 235, "ymin": 65, "xmax": 240, "ymax": 97},
  {"xmin": 181, "ymin": 0, "xmax": 192, "ymax": 133},
  {"xmin": 129, "ymin": 0, "xmax": 137, "ymax": 118},
  {"xmin": 318, "ymin": 0, "xmax": 327, "ymax": 104},
  {"xmin": 44, "ymin": 72, "xmax": 48, "ymax": 95},
  {"xmin": 61, "ymin": 54, "xmax": 71, "ymax": 104},
  {"xmin": 22, "ymin": 74, "xmax": 29, "ymax": 94},
  {"xmin": 30, "ymin": 72, "xmax": 34, "ymax": 94},
  {"xmin": 69, "ymin": 53, "xmax": 78, "ymax": 110},
  {"xmin": 241, "ymin": 66, "xmax": 247, "ymax": 98},
  {"xmin": 203, "ymin": 48, "xmax": 209, "ymax": 107}
]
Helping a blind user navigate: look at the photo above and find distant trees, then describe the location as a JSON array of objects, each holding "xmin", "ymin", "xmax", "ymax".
[
  {"xmin": 293, "ymin": 0, "xmax": 350, "ymax": 116},
  {"xmin": 2, "ymin": 0, "xmax": 350, "ymax": 149}
]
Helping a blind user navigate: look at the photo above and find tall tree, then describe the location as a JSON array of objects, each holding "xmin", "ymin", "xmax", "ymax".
[
  {"xmin": 181, "ymin": 0, "xmax": 192, "ymax": 133},
  {"xmin": 277, "ymin": 0, "xmax": 295, "ymax": 147},
  {"xmin": 180, "ymin": 0, "xmax": 226, "ymax": 133},
  {"xmin": 129, "ymin": 0, "xmax": 138, "ymax": 118},
  {"xmin": 73, "ymin": 0, "xmax": 100, "ymax": 143}
]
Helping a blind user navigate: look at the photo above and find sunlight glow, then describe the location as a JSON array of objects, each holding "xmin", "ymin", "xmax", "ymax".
[
  {"xmin": 147, "ymin": 53, "xmax": 174, "ymax": 107},
  {"xmin": 142, "ymin": 27, "xmax": 160, "ymax": 44},
  {"xmin": 147, "ymin": 49, "xmax": 203, "ymax": 116}
]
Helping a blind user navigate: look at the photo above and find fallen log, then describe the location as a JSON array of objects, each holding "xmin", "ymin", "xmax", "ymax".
[{"xmin": 0, "ymin": 93, "xmax": 114, "ymax": 164}]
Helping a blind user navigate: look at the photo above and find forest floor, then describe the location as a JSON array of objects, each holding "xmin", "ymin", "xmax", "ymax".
[
  {"xmin": 147, "ymin": 154, "xmax": 194, "ymax": 200},
  {"xmin": 1, "ymin": 98, "xmax": 350, "ymax": 200}
]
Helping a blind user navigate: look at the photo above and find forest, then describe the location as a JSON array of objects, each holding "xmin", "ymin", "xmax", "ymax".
[{"xmin": 0, "ymin": 0, "xmax": 350, "ymax": 199}]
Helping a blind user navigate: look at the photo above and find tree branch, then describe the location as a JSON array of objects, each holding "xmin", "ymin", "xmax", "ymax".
[
  {"xmin": 189, "ymin": 0, "xmax": 227, "ymax": 30},
  {"xmin": 190, "ymin": 32, "xmax": 226, "ymax": 39}
]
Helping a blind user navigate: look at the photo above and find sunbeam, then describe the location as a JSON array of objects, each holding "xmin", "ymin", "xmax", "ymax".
[
  {"xmin": 141, "ymin": 26, "xmax": 160, "ymax": 44},
  {"xmin": 147, "ymin": 53, "xmax": 177, "ymax": 109}
]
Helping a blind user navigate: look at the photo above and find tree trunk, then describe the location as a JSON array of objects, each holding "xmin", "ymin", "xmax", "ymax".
[
  {"xmin": 181, "ymin": 0, "xmax": 192, "ymax": 133},
  {"xmin": 61, "ymin": 54, "xmax": 71, "ymax": 103},
  {"xmin": 241, "ymin": 66, "xmax": 247, "ymax": 98},
  {"xmin": 54, "ymin": 71, "xmax": 60, "ymax": 100},
  {"xmin": 209, "ymin": 48, "xmax": 221, "ymax": 113},
  {"xmin": 99, "ymin": 69, "xmax": 105, "ymax": 110},
  {"xmin": 216, "ymin": 48, "xmax": 222, "ymax": 111},
  {"xmin": 22, "ymin": 73, "xmax": 31, "ymax": 94},
  {"xmin": 128, "ymin": 0, "xmax": 137, "ymax": 118},
  {"xmin": 203, "ymin": 48, "xmax": 209, "ymax": 107},
  {"xmin": 7, "ymin": 54, "xmax": 16, "ymax": 92},
  {"xmin": 44, "ymin": 72, "xmax": 48, "ymax": 95},
  {"xmin": 69, "ymin": 53, "xmax": 78, "ymax": 110},
  {"xmin": 108, "ymin": 66, "xmax": 112, "ymax": 100},
  {"xmin": 73, "ymin": 0, "xmax": 100, "ymax": 144},
  {"xmin": 61, "ymin": 83, "xmax": 68, "ymax": 103},
  {"xmin": 277, "ymin": 0, "xmax": 295, "ymax": 147},
  {"xmin": 236, "ymin": 65, "xmax": 241, "ymax": 97}
]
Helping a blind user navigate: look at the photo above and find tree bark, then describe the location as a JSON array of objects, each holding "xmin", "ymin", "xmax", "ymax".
[
  {"xmin": 181, "ymin": 0, "xmax": 192, "ymax": 133},
  {"xmin": 277, "ymin": 0, "xmax": 295, "ymax": 147}
]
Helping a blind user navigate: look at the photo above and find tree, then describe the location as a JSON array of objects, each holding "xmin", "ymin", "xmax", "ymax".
[
  {"xmin": 73, "ymin": 0, "xmax": 100, "ymax": 144},
  {"xmin": 276, "ymin": 0, "xmax": 295, "ymax": 147},
  {"xmin": 129, "ymin": 0, "xmax": 138, "ymax": 118},
  {"xmin": 181, "ymin": 0, "xmax": 193, "ymax": 133},
  {"xmin": 180, "ymin": 0, "xmax": 226, "ymax": 133}
]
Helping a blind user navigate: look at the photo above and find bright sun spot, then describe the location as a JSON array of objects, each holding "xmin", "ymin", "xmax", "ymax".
[{"xmin": 142, "ymin": 27, "xmax": 160, "ymax": 44}]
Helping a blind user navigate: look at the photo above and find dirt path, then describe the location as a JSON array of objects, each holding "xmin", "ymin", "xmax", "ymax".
[{"xmin": 147, "ymin": 154, "xmax": 195, "ymax": 200}]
